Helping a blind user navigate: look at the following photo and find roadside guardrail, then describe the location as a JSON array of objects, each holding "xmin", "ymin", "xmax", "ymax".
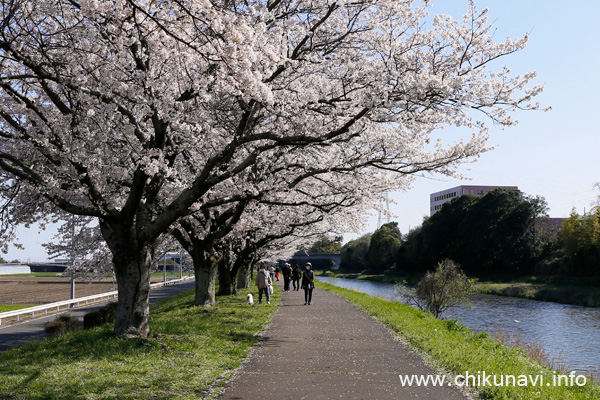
[{"xmin": 0, "ymin": 276, "xmax": 194, "ymax": 326}]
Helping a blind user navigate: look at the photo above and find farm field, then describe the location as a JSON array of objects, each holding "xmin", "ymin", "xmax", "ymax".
[{"xmin": 0, "ymin": 275, "xmax": 169, "ymax": 306}]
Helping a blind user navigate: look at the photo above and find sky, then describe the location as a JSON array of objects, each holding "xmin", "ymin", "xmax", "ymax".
[
  {"xmin": 3, "ymin": 0, "xmax": 600, "ymax": 262},
  {"xmin": 354, "ymin": 0, "xmax": 600, "ymax": 239}
]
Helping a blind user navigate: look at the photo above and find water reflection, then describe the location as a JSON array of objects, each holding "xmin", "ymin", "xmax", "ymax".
[{"xmin": 317, "ymin": 276, "xmax": 600, "ymax": 373}]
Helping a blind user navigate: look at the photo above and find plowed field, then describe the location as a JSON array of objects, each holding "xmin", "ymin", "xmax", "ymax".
[{"xmin": 0, "ymin": 275, "xmax": 165, "ymax": 305}]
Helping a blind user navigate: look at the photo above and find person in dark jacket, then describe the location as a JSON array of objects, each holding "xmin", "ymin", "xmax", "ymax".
[
  {"xmin": 301, "ymin": 262, "xmax": 315, "ymax": 305},
  {"xmin": 292, "ymin": 264, "xmax": 302, "ymax": 291},
  {"xmin": 282, "ymin": 263, "xmax": 292, "ymax": 292}
]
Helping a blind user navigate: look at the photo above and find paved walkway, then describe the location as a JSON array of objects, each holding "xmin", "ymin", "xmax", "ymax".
[
  {"xmin": 0, "ymin": 279, "xmax": 195, "ymax": 352},
  {"xmin": 218, "ymin": 282, "xmax": 470, "ymax": 400}
]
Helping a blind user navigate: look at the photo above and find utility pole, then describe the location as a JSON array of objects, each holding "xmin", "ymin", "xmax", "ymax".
[
  {"xmin": 70, "ymin": 215, "xmax": 76, "ymax": 301},
  {"xmin": 377, "ymin": 193, "xmax": 391, "ymax": 229},
  {"xmin": 163, "ymin": 252, "xmax": 167, "ymax": 282}
]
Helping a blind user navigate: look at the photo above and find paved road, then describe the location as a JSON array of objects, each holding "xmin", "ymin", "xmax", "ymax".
[
  {"xmin": 0, "ymin": 279, "xmax": 195, "ymax": 352},
  {"xmin": 218, "ymin": 283, "xmax": 470, "ymax": 400}
]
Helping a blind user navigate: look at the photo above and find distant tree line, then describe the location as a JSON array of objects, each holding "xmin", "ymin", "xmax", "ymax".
[
  {"xmin": 561, "ymin": 208, "xmax": 600, "ymax": 276},
  {"xmin": 340, "ymin": 222, "xmax": 402, "ymax": 273},
  {"xmin": 328, "ymin": 189, "xmax": 599, "ymax": 278},
  {"xmin": 307, "ymin": 236, "xmax": 344, "ymax": 254}
]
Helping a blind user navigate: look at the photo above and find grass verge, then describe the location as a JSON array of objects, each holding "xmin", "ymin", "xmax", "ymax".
[
  {"xmin": 318, "ymin": 280, "xmax": 600, "ymax": 400},
  {"xmin": 0, "ymin": 305, "xmax": 33, "ymax": 312},
  {"xmin": 0, "ymin": 286, "xmax": 279, "ymax": 399}
]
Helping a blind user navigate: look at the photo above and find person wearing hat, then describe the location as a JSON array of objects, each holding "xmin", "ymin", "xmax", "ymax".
[{"xmin": 301, "ymin": 262, "xmax": 315, "ymax": 305}]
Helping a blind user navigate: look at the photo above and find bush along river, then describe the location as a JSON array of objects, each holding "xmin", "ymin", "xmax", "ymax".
[{"xmin": 317, "ymin": 276, "xmax": 600, "ymax": 374}]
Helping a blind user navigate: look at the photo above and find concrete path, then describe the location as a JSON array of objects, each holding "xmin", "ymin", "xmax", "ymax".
[
  {"xmin": 0, "ymin": 279, "xmax": 195, "ymax": 352},
  {"xmin": 218, "ymin": 282, "xmax": 470, "ymax": 400}
]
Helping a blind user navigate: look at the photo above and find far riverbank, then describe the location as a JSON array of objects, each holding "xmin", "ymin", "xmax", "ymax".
[{"xmin": 318, "ymin": 270, "xmax": 600, "ymax": 307}]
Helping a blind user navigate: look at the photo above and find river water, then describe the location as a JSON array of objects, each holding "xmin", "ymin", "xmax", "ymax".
[{"xmin": 317, "ymin": 276, "xmax": 600, "ymax": 373}]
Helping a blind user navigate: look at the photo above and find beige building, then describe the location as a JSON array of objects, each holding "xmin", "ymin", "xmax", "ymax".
[{"xmin": 430, "ymin": 185, "xmax": 519, "ymax": 215}]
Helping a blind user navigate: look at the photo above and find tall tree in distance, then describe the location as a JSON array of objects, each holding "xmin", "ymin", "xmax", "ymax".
[
  {"xmin": 340, "ymin": 234, "xmax": 372, "ymax": 272},
  {"xmin": 308, "ymin": 236, "xmax": 343, "ymax": 254},
  {"xmin": 561, "ymin": 208, "xmax": 600, "ymax": 276},
  {"xmin": 397, "ymin": 189, "xmax": 548, "ymax": 275},
  {"xmin": 366, "ymin": 222, "xmax": 402, "ymax": 273}
]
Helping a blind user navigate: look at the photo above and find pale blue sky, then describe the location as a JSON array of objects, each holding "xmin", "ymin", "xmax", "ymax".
[
  {"xmin": 360, "ymin": 0, "xmax": 600, "ymax": 236},
  {"xmin": 3, "ymin": 1, "xmax": 599, "ymax": 261}
]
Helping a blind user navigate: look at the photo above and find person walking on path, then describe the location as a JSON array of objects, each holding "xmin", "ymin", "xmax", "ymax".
[
  {"xmin": 292, "ymin": 264, "xmax": 301, "ymax": 291},
  {"xmin": 302, "ymin": 263, "xmax": 315, "ymax": 305},
  {"xmin": 275, "ymin": 265, "xmax": 281, "ymax": 281},
  {"xmin": 255, "ymin": 264, "xmax": 272, "ymax": 304},
  {"xmin": 268, "ymin": 265, "xmax": 275, "ymax": 281},
  {"xmin": 281, "ymin": 263, "xmax": 292, "ymax": 292}
]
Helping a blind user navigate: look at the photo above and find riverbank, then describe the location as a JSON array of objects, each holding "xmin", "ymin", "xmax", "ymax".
[
  {"xmin": 319, "ymin": 269, "xmax": 421, "ymax": 285},
  {"xmin": 319, "ymin": 271, "xmax": 600, "ymax": 307},
  {"xmin": 477, "ymin": 278, "xmax": 600, "ymax": 307},
  {"xmin": 0, "ymin": 286, "xmax": 280, "ymax": 399},
  {"xmin": 318, "ymin": 281, "xmax": 600, "ymax": 399}
]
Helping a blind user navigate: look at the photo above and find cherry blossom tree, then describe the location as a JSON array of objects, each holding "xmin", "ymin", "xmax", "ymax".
[
  {"xmin": 0, "ymin": 0, "xmax": 543, "ymax": 336},
  {"xmin": 42, "ymin": 214, "xmax": 113, "ymax": 279}
]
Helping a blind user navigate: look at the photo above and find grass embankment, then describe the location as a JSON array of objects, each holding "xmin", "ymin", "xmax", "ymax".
[
  {"xmin": 318, "ymin": 281, "xmax": 600, "ymax": 400},
  {"xmin": 0, "ymin": 287, "xmax": 279, "ymax": 399},
  {"xmin": 318, "ymin": 270, "xmax": 421, "ymax": 285},
  {"xmin": 476, "ymin": 278, "xmax": 600, "ymax": 307}
]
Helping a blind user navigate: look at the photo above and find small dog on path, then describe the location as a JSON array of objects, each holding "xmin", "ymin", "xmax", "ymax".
[{"xmin": 246, "ymin": 294, "xmax": 254, "ymax": 305}]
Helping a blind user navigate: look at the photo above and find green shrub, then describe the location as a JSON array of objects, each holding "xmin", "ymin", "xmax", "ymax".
[
  {"xmin": 396, "ymin": 259, "xmax": 476, "ymax": 318},
  {"xmin": 44, "ymin": 314, "xmax": 81, "ymax": 337},
  {"xmin": 83, "ymin": 302, "xmax": 118, "ymax": 329}
]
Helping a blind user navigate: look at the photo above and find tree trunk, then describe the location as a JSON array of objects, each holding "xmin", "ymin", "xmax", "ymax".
[
  {"xmin": 217, "ymin": 263, "xmax": 237, "ymax": 295},
  {"xmin": 193, "ymin": 250, "xmax": 217, "ymax": 307},
  {"xmin": 101, "ymin": 222, "xmax": 155, "ymax": 338},
  {"xmin": 113, "ymin": 253, "xmax": 152, "ymax": 337},
  {"xmin": 237, "ymin": 263, "xmax": 252, "ymax": 289},
  {"xmin": 217, "ymin": 249, "xmax": 237, "ymax": 296}
]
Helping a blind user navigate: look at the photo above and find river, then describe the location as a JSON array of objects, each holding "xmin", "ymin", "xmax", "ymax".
[{"xmin": 317, "ymin": 276, "xmax": 600, "ymax": 373}]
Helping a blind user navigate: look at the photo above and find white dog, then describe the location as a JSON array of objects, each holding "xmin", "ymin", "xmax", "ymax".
[{"xmin": 246, "ymin": 293, "xmax": 254, "ymax": 306}]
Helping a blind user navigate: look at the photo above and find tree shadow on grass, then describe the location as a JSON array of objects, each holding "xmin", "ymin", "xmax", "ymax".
[{"xmin": 0, "ymin": 326, "xmax": 158, "ymax": 398}]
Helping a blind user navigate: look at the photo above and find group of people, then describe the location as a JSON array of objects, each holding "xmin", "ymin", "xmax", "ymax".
[{"xmin": 254, "ymin": 262, "xmax": 315, "ymax": 305}]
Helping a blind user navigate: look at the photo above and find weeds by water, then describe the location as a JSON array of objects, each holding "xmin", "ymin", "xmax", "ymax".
[{"xmin": 491, "ymin": 329, "xmax": 571, "ymax": 373}]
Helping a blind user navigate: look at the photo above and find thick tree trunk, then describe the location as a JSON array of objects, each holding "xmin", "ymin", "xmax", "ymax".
[
  {"xmin": 237, "ymin": 263, "xmax": 252, "ymax": 289},
  {"xmin": 101, "ymin": 222, "xmax": 155, "ymax": 338},
  {"xmin": 193, "ymin": 252, "xmax": 217, "ymax": 307},
  {"xmin": 113, "ymin": 252, "xmax": 152, "ymax": 337},
  {"xmin": 217, "ymin": 260, "xmax": 237, "ymax": 295}
]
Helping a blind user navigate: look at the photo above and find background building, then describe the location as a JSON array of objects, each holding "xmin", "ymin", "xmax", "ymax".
[{"xmin": 430, "ymin": 185, "xmax": 519, "ymax": 215}]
